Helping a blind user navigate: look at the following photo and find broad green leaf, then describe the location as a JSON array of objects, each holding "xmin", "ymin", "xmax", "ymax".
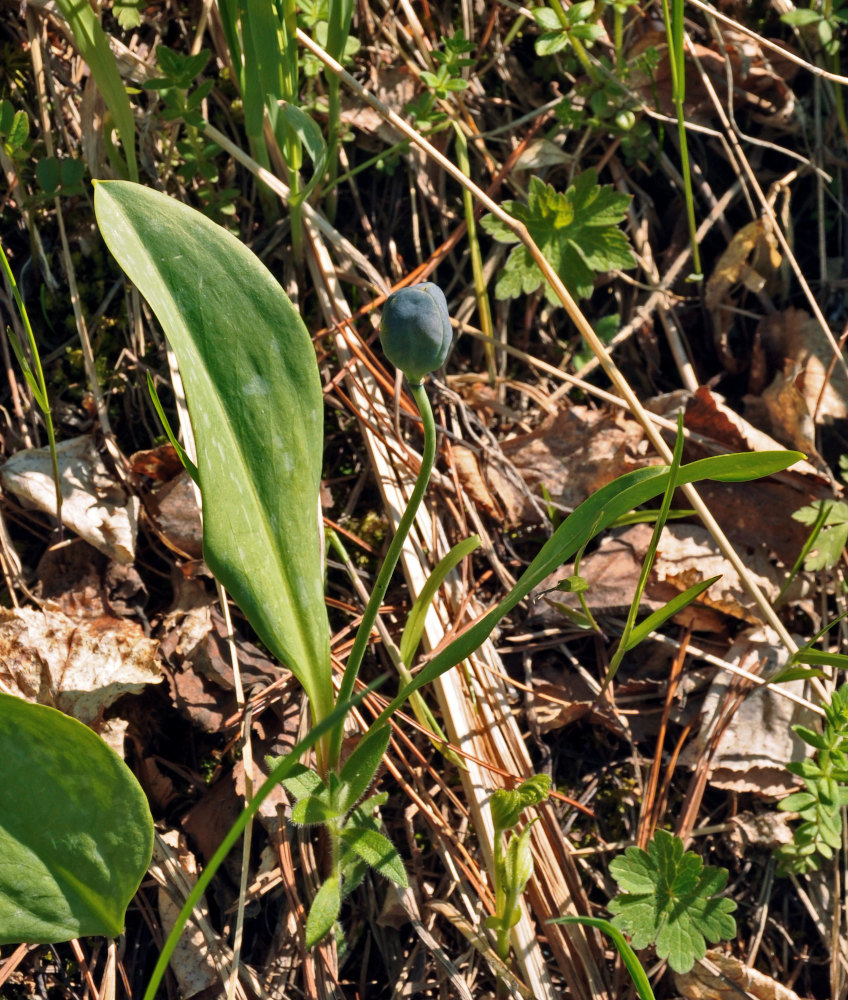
[
  {"xmin": 291, "ymin": 794, "xmax": 342, "ymax": 825},
  {"xmin": 338, "ymin": 726, "xmax": 391, "ymax": 813},
  {"xmin": 482, "ymin": 172, "xmax": 634, "ymax": 303},
  {"xmin": 624, "ymin": 575, "xmax": 721, "ymax": 651},
  {"xmin": 374, "ymin": 449, "xmax": 803, "ymax": 726},
  {"xmin": 793, "ymin": 725, "xmax": 828, "ymax": 751},
  {"xmin": 339, "ymin": 827, "xmax": 408, "ymax": 886},
  {"xmin": 779, "ymin": 791, "xmax": 817, "ymax": 813},
  {"xmin": 0, "ymin": 694, "xmax": 153, "ymax": 943},
  {"xmin": 54, "ymin": 0, "xmax": 137, "ymax": 180},
  {"xmin": 94, "ymin": 182, "xmax": 333, "ymax": 724},
  {"xmin": 280, "ymin": 762, "xmax": 324, "ymax": 800},
  {"xmin": 305, "ymin": 874, "xmax": 341, "ymax": 947},
  {"xmin": 608, "ymin": 829, "xmax": 736, "ymax": 974}
]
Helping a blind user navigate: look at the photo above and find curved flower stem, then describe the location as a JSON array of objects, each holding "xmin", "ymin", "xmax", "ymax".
[{"xmin": 328, "ymin": 380, "xmax": 437, "ymax": 771}]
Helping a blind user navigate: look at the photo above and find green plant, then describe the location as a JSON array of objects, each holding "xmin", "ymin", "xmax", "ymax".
[
  {"xmin": 0, "ymin": 694, "xmax": 153, "ymax": 943},
  {"xmin": 407, "ymin": 30, "xmax": 475, "ymax": 133},
  {"xmin": 54, "ymin": 0, "xmax": 137, "ymax": 181},
  {"xmin": 791, "ymin": 499, "xmax": 848, "ymax": 571},
  {"xmin": 659, "ymin": 0, "xmax": 702, "ymax": 278},
  {"xmin": 0, "ymin": 99, "xmax": 28, "ymax": 160},
  {"xmin": 486, "ymin": 775, "xmax": 551, "ymax": 963},
  {"xmin": 608, "ymin": 829, "xmax": 737, "ymax": 974},
  {"xmin": 89, "ymin": 182, "xmax": 800, "ymax": 974},
  {"xmin": 480, "ymin": 171, "xmax": 634, "ymax": 304},
  {"xmin": 777, "ymin": 683, "xmax": 848, "ymax": 873}
]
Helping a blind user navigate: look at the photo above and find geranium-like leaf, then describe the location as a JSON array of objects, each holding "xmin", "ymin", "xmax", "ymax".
[
  {"xmin": 482, "ymin": 171, "xmax": 634, "ymax": 304},
  {"xmin": 608, "ymin": 829, "xmax": 736, "ymax": 974}
]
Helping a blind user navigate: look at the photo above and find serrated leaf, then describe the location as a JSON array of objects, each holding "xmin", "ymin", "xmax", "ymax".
[
  {"xmin": 609, "ymin": 829, "xmax": 736, "ymax": 974},
  {"xmin": 291, "ymin": 794, "xmax": 341, "ymax": 825},
  {"xmin": 481, "ymin": 171, "xmax": 633, "ymax": 304},
  {"xmin": 339, "ymin": 827, "xmax": 408, "ymax": 886},
  {"xmin": 337, "ymin": 726, "xmax": 391, "ymax": 813},
  {"xmin": 305, "ymin": 874, "xmax": 341, "ymax": 947}
]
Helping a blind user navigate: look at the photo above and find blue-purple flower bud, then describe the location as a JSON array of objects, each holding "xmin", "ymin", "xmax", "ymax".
[{"xmin": 379, "ymin": 282, "xmax": 452, "ymax": 384}]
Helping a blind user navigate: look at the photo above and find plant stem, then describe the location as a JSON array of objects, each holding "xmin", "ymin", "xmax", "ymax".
[
  {"xmin": 0, "ymin": 242, "xmax": 62, "ymax": 531},
  {"xmin": 328, "ymin": 381, "xmax": 438, "ymax": 771},
  {"xmin": 453, "ymin": 123, "xmax": 496, "ymax": 384},
  {"xmin": 660, "ymin": 0, "xmax": 702, "ymax": 278}
]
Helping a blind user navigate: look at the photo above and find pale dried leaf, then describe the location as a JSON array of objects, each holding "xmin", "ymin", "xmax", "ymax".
[
  {"xmin": 681, "ymin": 626, "xmax": 816, "ymax": 795},
  {"xmin": 0, "ymin": 435, "xmax": 140, "ymax": 563},
  {"xmin": 0, "ymin": 602, "xmax": 160, "ymax": 725},
  {"xmin": 675, "ymin": 949, "xmax": 804, "ymax": 1000}
]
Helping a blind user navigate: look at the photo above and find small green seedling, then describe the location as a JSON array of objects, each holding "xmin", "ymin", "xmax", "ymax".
[{"xmin": 486, "ymin": 775, "xmax": 551, "ymax": 963}]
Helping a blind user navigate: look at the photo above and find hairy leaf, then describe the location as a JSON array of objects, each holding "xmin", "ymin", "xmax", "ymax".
[
  {"xmin": 305, "ymin": 874, "xmax": 341, "ymax": 948},
  {"xmin": 339, "ymin": 826, "xmax": 408, "ymax": 886}
]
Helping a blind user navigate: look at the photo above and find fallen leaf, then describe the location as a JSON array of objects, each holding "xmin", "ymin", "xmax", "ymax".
[
  {"xmin": 0, "ymin": 435, "xmax": 140, "ymax": 563},
  {"xmin": 680, "ymin": 626, "xmax": 817, "ymax": 796},
  {"xmin": 675, "ymin": 948, "xmax": 804, "ymax": 1000},
  {"xmin": 0, "ymin": 602, "xmax": 160, "ymax": 725},
  {"xmin": 490, "ymin": 406, "xmax": 655, "ymax": 526}
]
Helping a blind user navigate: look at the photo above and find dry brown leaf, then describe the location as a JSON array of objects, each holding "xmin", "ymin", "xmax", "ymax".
[
  {"xmin": 675, "ymin": 949, "xmax": 804, "ymax": 1000},
  {"xmin": 726, "ymin": 810, "xmax": 794, "ymax": 853},
  {"xmin": 491, "ymin": 406, "xmax": 654, "ymax": 526},
  {"xmin": 681, "ymin": 626, "xmax": 817, "ymax": 795},
  {"xmin": 452, "ymin": 446, "xmax": 504, "ymax": 521},
  {"xmin": 0, "ymin": 435, "xmax": 139, "ymax": 563},
  {"xmin": 756, "ymin": 306, "xmax": 848, "ymax": 425},
  {"xmin": 705, "ymin": 220, "xmax": 781, "ymax": 373},
  {"xmin": 0, "ymin": 602, "xmax": 160, "ymax": 725},
  {"xmin": 154, "ymin": 831, "xmax": 221, "ymax": 999}
]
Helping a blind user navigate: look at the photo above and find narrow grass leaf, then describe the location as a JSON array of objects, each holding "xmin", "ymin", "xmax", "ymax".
[
  {"xmin": 54, "ymin": 0, "xmax": 137, "ymax": 180},
  {"xmin": 399, "ymin": 534, "xmax": 480, "ymax": 667},
  {"xmin": 550, "ymin": 916, "xmax": 656, "ymax": 1000},
  {"xmin": 0, "ymin": 694, "xmax": 153, "ymax": 943},
  {"xmin": 374, "ymin": 450, "xmax": 802, "ymax": 726},
  {"xmin": 624, "ymin": 575, "xmax": 721, "ymax": 651}
]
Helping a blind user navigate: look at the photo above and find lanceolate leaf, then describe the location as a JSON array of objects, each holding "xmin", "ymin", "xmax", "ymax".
[
  {"xmin": 305, "ymin": 874, "xmax": 341, "ymax": 948},
  {"xmin": 338, "ymin": 725, "xmax": 391, "ymax": 813},
  {"xmin": 339, "ymin": 827, "xmax": 408, "ymax": 886},
  {"xmin": 94, "ymin": 182, "xmax": 333, "ymax": 724},
  {"xmin": 54, "ymin": 0, "xmax": 137, "ymax": 181},
  {"xmin": 624, "ymin": 575, "xmax": 721, "ymax": 651},
  {"xmin": 374, "ymin": 449, "xmax": 803, "ymax": 727},
  {"xmin": 0, "ymin": 694, "xmax": 153, "ymax": 943}
]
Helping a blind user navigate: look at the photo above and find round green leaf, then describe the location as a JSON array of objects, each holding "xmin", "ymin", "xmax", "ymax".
[{"xmin": 0, "ymin": 694, "xmax": 153, "ymax": 943}]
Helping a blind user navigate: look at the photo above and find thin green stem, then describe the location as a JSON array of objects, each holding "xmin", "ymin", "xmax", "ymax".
[
  {"xmin": 328, "ymin": 381, "xmax": 438, "ymax": 770},
  {"xmin": 141, "ymin": 679, "xmax": 381, "ymax": 1000},
  {"xmin": 661, "ymin": 0, "xmax": 702, "ymax": 278},
  {"xmin": 453, "ymin": 123, "xmax": 496, "ymax": 384},
  {"xmin": 0, "ymin": 242, "xmax": 62, "ymax": 530}
]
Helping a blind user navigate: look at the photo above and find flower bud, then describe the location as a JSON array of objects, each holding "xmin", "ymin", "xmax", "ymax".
[{"xmin": 379, "ymin": 282, "xmax": 452, "ymax": 384}]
